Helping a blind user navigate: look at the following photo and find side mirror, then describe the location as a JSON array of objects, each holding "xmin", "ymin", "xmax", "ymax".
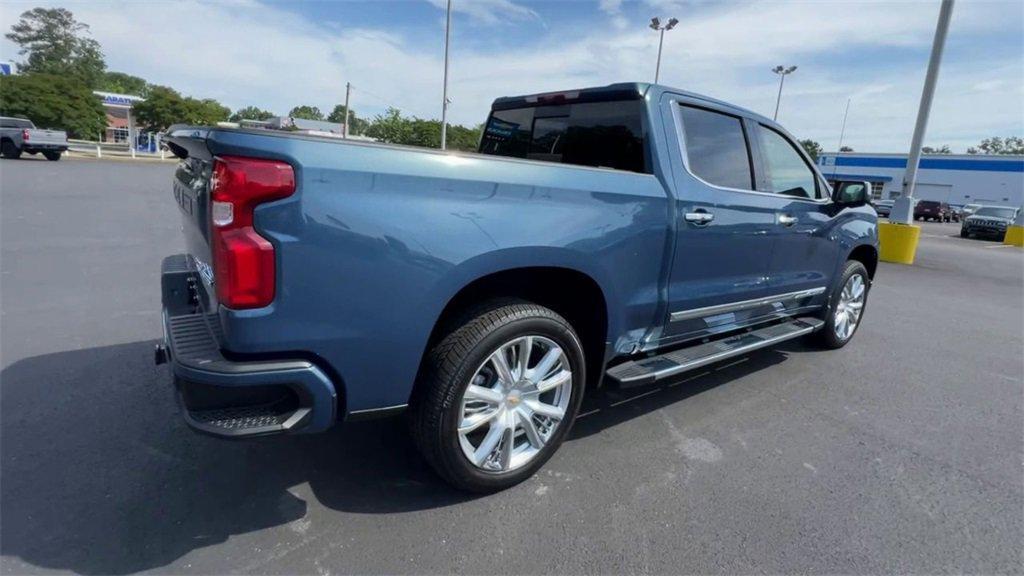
[{"xmin": 834, "ymin": 181, "xmax": 871, "ymax": 206}]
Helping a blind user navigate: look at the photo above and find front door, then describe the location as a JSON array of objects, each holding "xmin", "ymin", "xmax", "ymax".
[{"xmin": 751, "ymin": 123, "xmax": 840, "ymax": 297}]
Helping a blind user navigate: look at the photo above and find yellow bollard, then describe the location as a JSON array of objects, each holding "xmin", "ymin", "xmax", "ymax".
[
  {"xmin": 1004, "ymin": 226, "xmax": 1024, "ymax": 247},
  {"xmin": 878, "ymin": 222, "xmax": 921, "ymax": 264}
]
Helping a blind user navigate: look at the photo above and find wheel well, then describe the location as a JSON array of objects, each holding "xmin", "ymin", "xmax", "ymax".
[
  {"xmin": 848, "ymin": 244, "xmax": 878, "ymax": 279},
  {"xmin": 419, "ymin": 267, "xmax": 609, "ymax": 391}
]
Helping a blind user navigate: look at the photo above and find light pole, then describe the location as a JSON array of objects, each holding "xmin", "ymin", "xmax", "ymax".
[
  {"xmin": 771, "ymin": 65, "xmax": 797, "ymax": 121},
  {"xmin": 440, "ymin": 0, "xmax": 452, "ymax": 150},
  {"xmin": 890, "ymin": 0, "xmax": 954, "ymax": 225},
  {"xmin": 649, "ymin": 17, "xmax": 678, "ymax": 84}
]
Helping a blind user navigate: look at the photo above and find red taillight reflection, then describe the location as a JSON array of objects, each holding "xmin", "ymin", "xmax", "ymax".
[{"xmin": 210, "ymin": 156, "xmax": 295, "ymax": 309}]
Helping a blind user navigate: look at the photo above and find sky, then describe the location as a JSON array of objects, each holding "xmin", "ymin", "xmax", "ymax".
[{"xmin": 1, "ymin": 0, "xmax": 1022, "ymax": 153}]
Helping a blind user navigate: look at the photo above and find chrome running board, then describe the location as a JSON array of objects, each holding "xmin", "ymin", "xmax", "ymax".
[{"xmin": 606, "ymin": 317, "xmax": 824, "ymax": 388}]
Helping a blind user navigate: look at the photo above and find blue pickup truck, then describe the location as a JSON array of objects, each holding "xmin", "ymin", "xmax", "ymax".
[{"xmin": 158, "ymin": 82, "xmax": 877, "ymax": 492}]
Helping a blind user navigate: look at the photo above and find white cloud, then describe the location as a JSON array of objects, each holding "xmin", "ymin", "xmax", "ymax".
[
  {"xmin": 0, "ymin": 0, "xmax": 1019, "ymax": 152},
  {"xmin": 422, "ymin": 0, "xmax": 539, "ymax": 25}
]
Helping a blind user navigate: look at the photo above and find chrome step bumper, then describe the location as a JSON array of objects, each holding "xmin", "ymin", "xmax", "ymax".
[{"xmin": 606, "ymin": 317, "xmax": 824, "ymax": 388}]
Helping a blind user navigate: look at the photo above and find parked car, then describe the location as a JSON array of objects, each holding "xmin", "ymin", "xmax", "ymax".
[
  {"xmin": 873, "ymin": 199, "xmax": 894, "ymax": 217},
  {"xmin": 0, "ymin": 116, "xmax": 68, "ymax": 161},
  {"xmin": 960, "ymin": 205, "xmax": 1020, "ymax": 240},
  {"xmin": 914, "ymin": 200, "xmax": 951, "ymax": 222},
  {"xmin": 156, "ymin": 83, "xmax": 878, "ymax": 492},
  {"xmin": 961, "ymin": 203, "xmax": 983, "ymax": 218}
]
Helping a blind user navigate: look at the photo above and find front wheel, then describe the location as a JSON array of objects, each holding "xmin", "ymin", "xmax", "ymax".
[
  {"xmin": 43, "ymin": 151, "xmax": 62, "ymax": 161},
  {"xmin": 813, "ymin": 260, "xmax": 870, "ymax": 350},
  {"xmin": 410, "ymin": 301, "xmax": 585, "ymax": 492}
]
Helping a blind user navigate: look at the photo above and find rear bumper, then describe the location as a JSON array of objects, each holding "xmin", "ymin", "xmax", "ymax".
[
  {"xmin": 24, "ymin": 144, "xmax": 67, "ymax": 152},
  {"xmin": 159, "ymin": 254, "xmax": 337, "ymax": 438}
]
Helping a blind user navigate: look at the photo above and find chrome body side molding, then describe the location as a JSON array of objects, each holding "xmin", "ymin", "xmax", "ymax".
[{"xmin": 669, "ymin": 286, "xmax": 827, "ymax": 323}]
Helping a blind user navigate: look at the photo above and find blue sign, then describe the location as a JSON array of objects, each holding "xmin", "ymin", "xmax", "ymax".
[
  {"xmin": 101, "ymin": 94, "xmax": 137, "ymax": 106},
  {"xmin": 0, "ymin": 63, "xmax": 12, "ymax": 76}
]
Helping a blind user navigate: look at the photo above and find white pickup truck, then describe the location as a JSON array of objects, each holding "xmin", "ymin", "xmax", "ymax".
[{"xmin": 0, "ymin": 116, "xmax": 68, "ymax": 161}]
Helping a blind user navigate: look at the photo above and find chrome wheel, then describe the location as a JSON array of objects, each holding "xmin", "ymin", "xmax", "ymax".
[
  {"xmin": 457, "ymin": 335, "xmax": 572, "ymax": 473},
  {"xmin": 834, "ymin": 274, "xmax": 866, "ymax": 341}
]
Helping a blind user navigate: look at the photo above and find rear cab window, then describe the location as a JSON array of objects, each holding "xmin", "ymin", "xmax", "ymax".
[
  {"xmin": 478, "ymin": 98, "xmax": 649, "ymax": 174},
  {"xmin": 0, "ymin": 118, "xmax": 34, "ymax": 129}
]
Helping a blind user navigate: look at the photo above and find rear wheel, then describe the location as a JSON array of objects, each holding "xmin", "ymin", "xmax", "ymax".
[
  {"xmin": 1, "ymin": 141, "xmax": 21, "ymax": 159},
  {"xmin": 813, "ymin": 260, "xmax": 869, "ymax": 349},
  {"xmin": 410, "ymin": 301, "xmax": 585, "ymax": 492},
  {"xmin": 43, "ymin": 151, "xmax": 61, "ymax": 161}
]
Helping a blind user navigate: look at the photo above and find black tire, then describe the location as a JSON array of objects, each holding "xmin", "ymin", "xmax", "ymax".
[
  {"xmin": 960, "ymin": 228, "xmax": 968, "ymax": 238},
  {"xmin": 410, "ymin": 300, "xmax": 586, "ymax": 493},
  {"xmin": 812, "ymin": 260, "xmax": 870, "ymax": 350},
  {"xmin": 1, "ymin": 140, "xmax": 21, "ymax": 159},
  {"xmin": 43, "ymin": 151, "xmax": 61, "ymax": 161}
]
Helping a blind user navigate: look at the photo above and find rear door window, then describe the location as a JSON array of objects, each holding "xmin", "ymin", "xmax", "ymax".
[
  {"xmin": 678, "ymin": 105, "xmax": 755, "ymax": 190},
  {"xmin": 757, "ymin": 125, "xmax": 820, "ymax": 199},
  {"xmin": 479, "ymin": 101, "xmax": 647, "ymax": 173}
]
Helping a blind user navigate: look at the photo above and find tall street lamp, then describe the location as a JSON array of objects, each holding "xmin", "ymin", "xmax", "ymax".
[
  {"xmin": 771, "ymin": 65, "xmax": 797, "ymax": 121},
  {"xmin": 440, "ymin": 0, "xmax": 452, "ymax": 150},
  {"xmin": 649, "ymin": 17, "xmax": 678, "ymax": 84}
]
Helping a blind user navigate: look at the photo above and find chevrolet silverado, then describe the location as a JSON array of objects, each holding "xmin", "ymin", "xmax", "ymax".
[{"xmin": 157, "ymin": 83, "xmax": 878, "ymax": 492}]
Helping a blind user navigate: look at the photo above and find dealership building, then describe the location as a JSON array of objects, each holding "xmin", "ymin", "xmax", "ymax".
[
  {"xmin": 93, "ymin": 91, "xmax": 145, "ymax": 144},
  {"xmin": 819, "ymin": 152, "xmax": 1024, "ymax": 207}
]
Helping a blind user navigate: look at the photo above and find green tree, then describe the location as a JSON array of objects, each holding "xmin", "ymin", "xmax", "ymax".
[
  {"xmin": 365, "ymin": 107, "xmax": 413, "ymax": 144},
  {"xmin": 921, "ymin": 145, "xmax": 951, "ymax": 154},
  {"xmin": 967, "ymin": 136, "xmax": 1024, "ymax": 155},
  {"xmin": 326, "ymin": 104, "xmax": 369, "ymax": 135},
  {"xmin": 363, "ymin": 107, "xmax": 480, "ymax": 151},
  {"xmin": 133, "ymin": 85, "xmax": 187, "ymax": 132},
  {"xmin": 288, "ymin": 105, "xmax": 323, "ymax": 121},
  {"xmin": 446, "ymin": 123, "xmax": 482, "ymax": 152},
  {"xmin": 133, "ymin": 85, "xmax": 229, "ymax": 132},
  {"xmin": 98, "ymin": 71, "xmax": 149, "ymax": 96},
  {"xmin": 0, "ymin": 73, "xmax": 106, "ymax": 138},
  {"xmin": 5, "ymin": 7, "xmax": 106, "ymax": 87},
  {"xmin": 799, "ymin": 139, "xmax": 822, "ymax": 161},
  {"xmin": 187, "ymin": 98, "xmax": 230, "ymax": 126},
  {"xmin": 230, "ymin": 106, "xmax": 275, "ymax": 123}
]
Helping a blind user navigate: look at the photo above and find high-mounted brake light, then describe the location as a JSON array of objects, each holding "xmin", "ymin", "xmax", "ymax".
[
  {"xmin": 526, "ymin": 90, "xmax": 580, "ymax": 104},
  {"xmin": 209, "ymin": 156, "xmax": 295, "ymax": 309}
]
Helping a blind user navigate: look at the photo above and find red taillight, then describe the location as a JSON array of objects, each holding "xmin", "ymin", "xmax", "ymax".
[
  {"xmin": 210, "ymin": 156, "xmax": 295, "ymax": 309},
  {"xmin": 22, "ymin": 129, "xmax": 29, "ymax": 141}
]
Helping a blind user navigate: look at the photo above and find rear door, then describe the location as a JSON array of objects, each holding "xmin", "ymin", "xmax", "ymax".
[
  {"xmin": 751, "ymin": 123, "xmax": 840, "ymax": 297},
  {"xmin": 657, "ymin": 97, "xmax": 778, "ymax": 344}
]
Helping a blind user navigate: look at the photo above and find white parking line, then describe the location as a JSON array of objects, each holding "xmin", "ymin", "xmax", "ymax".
[{"xmin": 984, "ymin": 244, "xmax": 1014, "ymax": 249}]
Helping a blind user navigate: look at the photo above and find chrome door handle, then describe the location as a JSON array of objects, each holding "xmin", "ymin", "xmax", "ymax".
[
  {"xmin": 684, "ymin": 211, "xmax": 714, "ymax": 225},
  {"xmin": 778, "ymin": 214, "xmax": 797, "ymax": 226}
]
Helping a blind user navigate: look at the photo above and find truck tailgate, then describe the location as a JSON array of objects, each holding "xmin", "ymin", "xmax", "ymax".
[
  {"xmin": 171, "ymin": 154, "xmax": 217, "ymax": 305},
  {"xmin": 26, "ymin": 129, "xmax": 67, "ymax": 147}
]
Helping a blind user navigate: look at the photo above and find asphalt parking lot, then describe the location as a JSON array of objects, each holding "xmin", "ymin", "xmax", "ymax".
[{"xmin": 2, "ymin": 157, "xmax": 1022, "ymax": 575}]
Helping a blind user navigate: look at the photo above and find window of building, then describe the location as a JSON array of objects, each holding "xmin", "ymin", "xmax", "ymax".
[
  {"xmin": 870, "ymin": 182, "xmax": 884, "ymax": 199},
  {"xmin": 758, "ymin": 126, "xmax": 819, "ymax": 199},
  {"xmin": 678, "ymin": 105, "xmax": 754, "ymax": 190}
]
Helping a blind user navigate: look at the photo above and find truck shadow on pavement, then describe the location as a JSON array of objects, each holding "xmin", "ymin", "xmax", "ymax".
[{"xmin": 1, "ymin": 338, "xmax": 800, "ymax": 574}]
